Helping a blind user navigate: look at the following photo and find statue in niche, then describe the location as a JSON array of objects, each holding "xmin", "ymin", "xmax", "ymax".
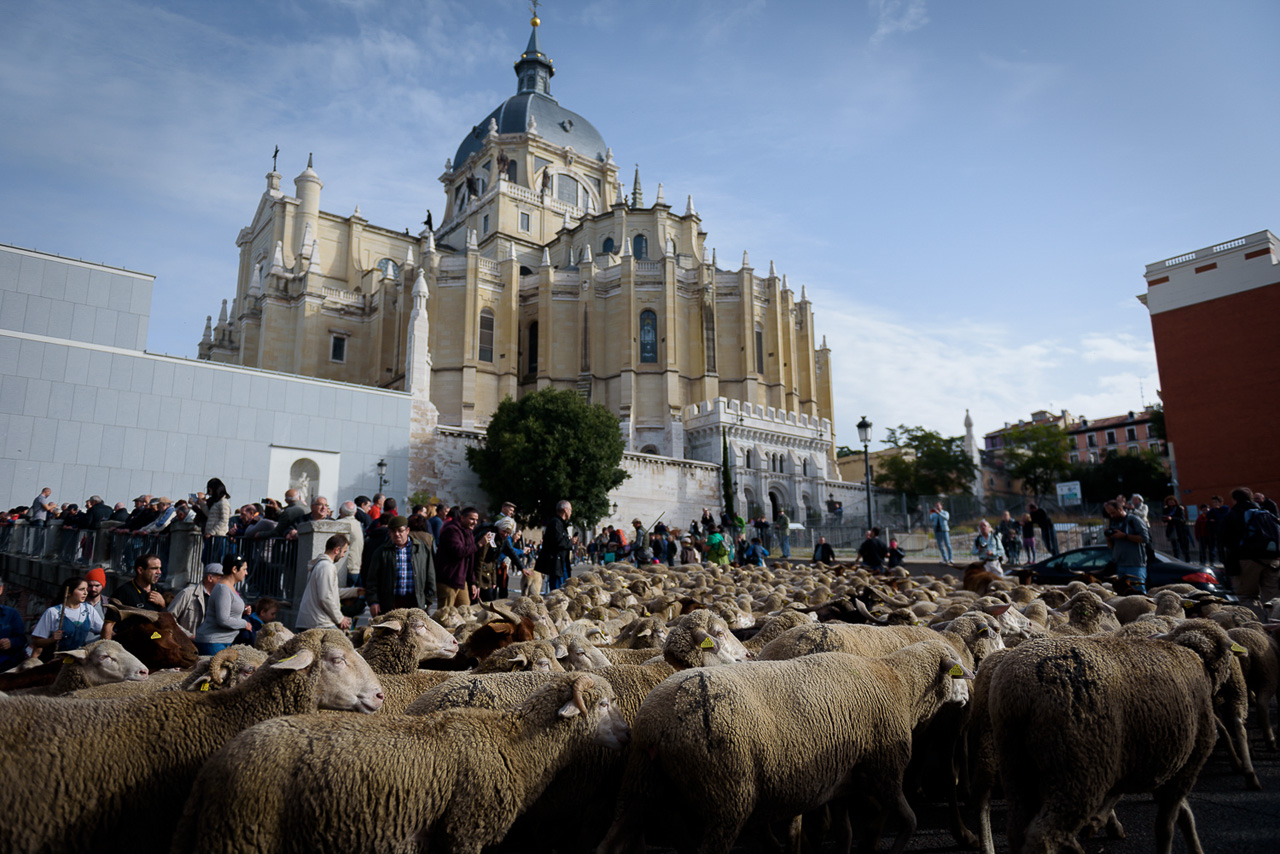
[
  {"xmin": 292, "ymin": 471, "xmax": 311, "ymax": 506},
  {"xmin": 496, "ymin": 150, "xmax": 510, "ymax": 181},
  {"xmin": 540, "ymin": 168, "xmax": 553, "ymax": 196}
]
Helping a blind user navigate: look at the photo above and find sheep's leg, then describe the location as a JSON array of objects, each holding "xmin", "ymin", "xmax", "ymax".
[
  {"xmin": 698, "ymin": 812, "xmax": 749, "ymax": 854},
  {"xmin": 1175, "ymin": 798, "xmax": 1205, "ymax": 854},
  {"xmin": 885, "ymin": 783, "xmax": 918, "ymax": 854},
  {"xmin": 1215, "ymin": 714, "xmax": 1243, "ymax": 768},
  {"xmin": 1256, "ymin": 685, "xmax": 1277, "ymax": 751},
  {"xmin": 1219, "ymin": 710, "xmax": 1262, "ymax": 790},
  {"xmin": 1153, "ymin": 794, "xmax": 1201, "ymax": 854}
]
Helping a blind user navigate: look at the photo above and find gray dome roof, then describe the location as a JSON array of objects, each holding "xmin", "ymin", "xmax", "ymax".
[{"xmin": 453, "ymin": 92, "xmax": 607, "ymax": 170}]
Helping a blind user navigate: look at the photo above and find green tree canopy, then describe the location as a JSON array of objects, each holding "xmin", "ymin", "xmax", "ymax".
[
  {"xmin": 873, "ymin": 425, "xmax": 976, "ymax": 500},
  {"xmin": 465, "ymin": 388, "xmax": 628, "ymax": 529},
  {"xmin": 1071, "ymin": 449, "xmax": 1170, "ymax": 505},
  {"xmin": 1002, "ymin": 423, "xmax": 1071, "ymax": 499}
]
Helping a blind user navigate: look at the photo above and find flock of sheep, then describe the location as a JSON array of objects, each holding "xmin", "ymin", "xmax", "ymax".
[{"xmin": 0, "ymin": 557, "xmax": 1276, "ymax": 854}]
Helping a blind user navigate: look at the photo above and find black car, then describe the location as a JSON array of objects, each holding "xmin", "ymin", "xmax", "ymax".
[{"xmin": 1015, "ymin": 545, "xmax": 1229, "ymax": 595}]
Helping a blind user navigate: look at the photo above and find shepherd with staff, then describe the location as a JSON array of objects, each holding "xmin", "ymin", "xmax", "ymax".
[{"xmin": 30, "ymin": 576, "xmax": 103, "ymax": 660}]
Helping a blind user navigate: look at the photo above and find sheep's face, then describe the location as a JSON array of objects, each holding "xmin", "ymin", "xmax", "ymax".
[
  {"xmin": 282, "ymin": 633, "xmax": 384, "ymax": 713},
  {"xmin": 63, "ymin": 640, "xmax": 148, "ymax": 687},
  {"xmin": 693, "ymin": 620, "xmax": 750, "ymax": 666},
  {"xmin": 563, "ymin": 639, "xmax": 611, "ymax": 670},
  {"xmin": 553, "ymin": 677, "xmax": 631, "ymax": 751},
  {"xmin": 405, "ymin": 613, "xmax": 460, "ymax": 660}
]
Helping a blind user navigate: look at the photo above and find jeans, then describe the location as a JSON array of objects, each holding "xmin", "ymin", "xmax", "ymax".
[
  {"xmin": 936, "ymin": 530, "xmax": 953, "ymax": 563},
  {"xmin": 1042, "ymin": 526, "xmax": 1059, "ymax": 557},
  {"xmin": 1117, "ymin": 564, "xmax": 1146, "ymax": 594},
  {"xmin": 779, "ymin": 535, "xmax": 790, "ymax": 558},
  {"xmin": 195, "ymin": 642, "xmax": 230, "ymax": 656}
]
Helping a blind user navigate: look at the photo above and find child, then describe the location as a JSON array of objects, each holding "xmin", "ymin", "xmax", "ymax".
[{"xmin": 887, "ymin": 539, "xmax": 906, "ymax": 569}]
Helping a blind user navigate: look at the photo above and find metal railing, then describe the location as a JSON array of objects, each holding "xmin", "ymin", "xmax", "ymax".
[
  {"xmin": 110, "ymin": 531, "xmax": 172, "ymax": 576},
  {"xmin": 218, "ymin": 535, "xmax": 300, "ymax": 601}
]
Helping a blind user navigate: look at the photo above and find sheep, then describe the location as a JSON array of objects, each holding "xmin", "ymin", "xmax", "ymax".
[
  {"xmin": 372, "ymin": 670, "xmax": 458, "ymax": 714},
  {"xmin": 0, "ymin": 629, "xmax": 383, "ymax": 854},
  {"xmin": 474, "ymin": 639, "xmax": 566, "ymax": 673},
  {"xmin": 1227, "ymin": 625, "xmax": 1279, "ymax": 751},
  {"xmin": 179, "ymin": 644, "xmax": 269, "ymax": 692},
  {"xmin": 740, "ymin": 609, "xmax": 813, "ymax": 652},
  {"xmin": 660, "ymin": 608, "xmax": 751, "ymax": 669},
  {"xmin": 104, "ymin": 604, "xmax": 199, "ymax": 670},
  {"xmin": 1049, "ymin": 589, "xmax": 1119, "ymax": 636},
  {"xmin": 9, "ymin": 640, "xmax": 149, "ymax": 697},
  {"xmin": 253, "ymin": 620, "xmax": 295, "ymax": 653},
  {"xmin": 598, "ymin": 646, "xmax": 665, "ymax": 666},
  {"xmin": 358, "ymin": 608, "xmax": 459, "ymax": 674},
  {"xmin": 555, "ymin": 634, "xmax": 613, "ymax": 671},
  {"xmin": 982, "ymin": 623, "xmax": 1241, "ymax": 854},
  {"xmin": 68, "ymin": 670, "xmax": 189, "ymax": 698},
  {"xmin": 173, "ymin": 673, "xmax": 629, "ymax": 854},
  {"xmin": 598, "ymin": 641, "xmax": 974, "ymax": 854}
]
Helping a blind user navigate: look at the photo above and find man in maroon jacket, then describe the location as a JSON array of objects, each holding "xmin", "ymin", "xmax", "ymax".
[{"xmin": 435, "ymin": 507, "xmax": 479, "ymax": 607}]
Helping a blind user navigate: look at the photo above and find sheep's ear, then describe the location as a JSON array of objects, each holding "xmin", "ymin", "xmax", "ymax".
[
  {"xmin": 190, "ymin": 675, "xmax": 212, "ymax": 691},
  {"xmin": 60, "ymin": 648, "xmax": 89, "ymax": 662},
  {"xmin": 271, "ymin": 649, "xmax": 316, "ymax": 670},
  {"xmin": 976, "ymin": 625, "xmax": 991, "ymax": 636},
  {"xmin": 558, "ymin": 698, "xmax": 582, "ymax": 718},
  {"xmin": 374, "ymin": 620, "xmax": 403, "ymax": 633},
  {"xmin": 987, "ymin": 604, "xmax": 1012, "ymax": 616},
  {"xmin": 946, "ymin": 660, "xmax": 976, "ymax": 680},
  {"xmin": 1230, "ymin": 642, "xmax": 1248, "ymax": 656},
  {"xmin": 553, "ymin": 643, "xmax": 568, "ymax": 659},
  {"xmin": 637, "ymin": 627, "xmax": 652, "ymax": 637}
]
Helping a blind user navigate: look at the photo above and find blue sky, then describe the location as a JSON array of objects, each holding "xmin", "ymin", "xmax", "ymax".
[{"xmin": 2, "ymin": 0, "xmax": 1277, "ymax": 451}]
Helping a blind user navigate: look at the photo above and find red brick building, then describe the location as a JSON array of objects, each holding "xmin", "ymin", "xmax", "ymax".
[
  {"xmin": 1066, "ymin": 409, "xmax": 1161, "ymax": 465},
  {"xmin": 1141, "ymin": 229, "xmax": 1280, "ymax": 506}
]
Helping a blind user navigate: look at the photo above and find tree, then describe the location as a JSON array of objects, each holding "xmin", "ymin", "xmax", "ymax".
[
  {"xmin": 1002, "ymin": 423, "xmax": 1071, "ymax": 499},
  {"xmin": 1071, "ymin": 449, "xmax": 1169, "ymax": 505},
  {"xmin": 874, "ymin": 425, "xmax": 976, "ymax": 501},
  {"xmin": 721, "ymin": 430, "xmax": 736, "ymax": 519},
  {"xmin": 465, "ymin": 388, "xmax": 628, "ymax": 529}
]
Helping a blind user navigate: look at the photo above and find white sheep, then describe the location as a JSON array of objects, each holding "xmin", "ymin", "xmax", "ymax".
[
  {"xmin": 172, "ymin": 673, "xmax": 629, "ymax": 854},
  {"xmin": 599, "ymin": 641, "xmax": 973, "ymax": 854},
  {"xmin": 10, "ymin": 639, "xmax": 149, "ymax": 697},
  {"xmin": 0, "ymin": 629, "xmax": 383, "ymax": 854}
]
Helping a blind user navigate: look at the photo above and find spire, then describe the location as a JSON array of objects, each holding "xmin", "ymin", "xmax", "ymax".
[
  {"xmin": 300, "ymin": 221, "xmax": 314, "ymax": 255},
  {"xmin": 655, "ymin": 183, "xmax": 665, "ymax": 206},
  {"xmin": 964, "ymin": 409, "xmax": 975, "ymax": 431},
  {"xmin": 562, "ymin": 209, "xmax": 572, "ymax": 231},
  {"xmin": 712, "ymin": 248, "xmax": 717, "ymax": 268},
  {"xmin": 781, "ymin": 273, "xmax": 788, "ymax": 290},
  {"xmin": 686, "ymin": 195, "xmax": 696, "ymax": 216},
  {"xmin": 621, "ymin": 233, "xmax": 632, "ymax": 257},
  {"xmin": 412, "ymin": 268, "xmax": 429, "ymax": 313},
  {"xmin": 540, "ymin": 247, "xmax": 551, "ymax": 268},
  {"xmin": 217, "ymin": 299, "xmax": 228, "ymax": 325},
  {"xmin": 800, "ymin": 284, "xmax": 808, "ymax": 302},
  {"xmin": 466, "ymin": 229, "xmax": 479, "ymax": 251},
  {"xmin": 741, "ymin": 250, "xmax": 750, "ymax": 269},
  {"xmin": 269, "ymin": 240, "xmax": 285, "ymax": 276},
  {"xmin": 425, "ymin": 230, "xmax": 436, "ymax": 254},
  {"xmin": 631, "ymin": 165, "xmax": 642, "ymax": 208},
  {"xmin": 702, "ymin": 245, "xmax": 711, "ymax": 265},
  {"xmin": 307, "ymin": 239, "xmax": 321, "ymax": 273},
  {"xmin": 404, "ymin": 244, "xmax": 415, "ymax": 268},
  {"xmin": 821, "ymin": 335, "xmax": 828, "ymax": 350},
  {"xmin": 507, "ymin": 240, "xmax": 517, "ymax": 261},
  {"xmin": 201, "ymin": 316, "xmax": 212, "ymax": 345},
  {"xmin": 582, "ymin": 243, "xmax": 593, "ymax": 265},
  {"xmin": 514, "ymin": 13, "xmax": 555, "ymax": 97},
  {"xmin": 615, "ymin": 181, "xmax": 625, "ymax": 206},
  {"xmin": 249, "ymin": 262, "xmax": 263, "ymax": 297},
  {"xmin": 769, "ymin": 260, "xmax": 777, "ymax": 278}
]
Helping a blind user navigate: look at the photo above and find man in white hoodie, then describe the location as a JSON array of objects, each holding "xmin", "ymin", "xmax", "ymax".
[{"xmin": 296, "ymin": 533, "xmax": 361, "ymax": 630}]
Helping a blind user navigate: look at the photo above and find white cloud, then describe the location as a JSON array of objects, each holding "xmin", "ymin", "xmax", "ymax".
[{"xmin": 869, "ymin": 0, "xmax": 929, "ymax": 46}]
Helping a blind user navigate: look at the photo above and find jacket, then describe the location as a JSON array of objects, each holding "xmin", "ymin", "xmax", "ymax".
[
  {"xmin": 166, "ymin": 583, "xmax": 210, "ymax": 637},
  {"xmin": 435, "ymin": 519, "xmax": 478, "ymax": 589},
  {"xmin": 535, "ymin": 515, "xmax": 573, "ymax": 576},
  {"xmin": 365, "ymin": 538, "xmax": 435, "ymax": 612},
  {"xmin": 297, "ymin": 554, "xmax": 359, "ymax": 629}
]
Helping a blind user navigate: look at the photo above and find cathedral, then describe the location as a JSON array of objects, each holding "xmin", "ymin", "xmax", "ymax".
[{"xmin": 199, "ymin": 15, "xmax": 847, "ymax": 524}]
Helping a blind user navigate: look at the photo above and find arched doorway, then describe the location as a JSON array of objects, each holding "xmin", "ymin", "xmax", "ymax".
[{"xmin": 769, "ymin": 491, "xmax": 781, "ymax": 521}]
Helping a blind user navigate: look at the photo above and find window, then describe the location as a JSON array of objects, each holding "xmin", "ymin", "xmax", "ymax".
[
  {"xmin": 754, "ymin": 324, "xmax": 765, "ymax": 374},
  {"xmin": 1087, "ymin": 434, "xmax": 1096, "ymax": 447},
  {"xmin": 520, "ymin": 212, "xmax": 531, "ymax": 232},
  {"xmin": 330, "ymin": 334, "xmax": 347, "ymax": 363},
  {"xmin": 639, "ymin": 310, "xmax": 658, "ymax": 363},
  {"xmin": 1088, "ymin": 451, "xmax": 1098, "ymax": 464},
  {"xmin": 506, "ymin": 159, "xmax": 518, "ymax": 182},
  {"xmin": 745, "ymin": 449, "xmax": 753, "ymax": 469},
  {"xmin": 1069, "ymin": 453, "xmax": 1078, "ymax": 464},
  {"xmin": 1126, "ymin": 426, "xmax": 1136, "ymax": 442},
  {"xmin": 1149, "ymin": 441, "xmax": 1161, "ymax": 452},
  {"xmin": 1127, "ymin": 445, "xmax": 1139, "ymax": 455},
  {"xmin": 632, "ymin": 234, "xmax": 648, "ymax": 260},
  {"xmin": 482, "ymin": 214, "xmax": 490, "ymax": 234},
  {"xmin": 1105, "ymin": 430, "xmax": 1116, "ymax": 445},
  {"xmin": 478, "ymin": 310, "xmax": 495, "ymax": 362},
  {"xmin": 602, "ymin": 237, "xmax": 615, "ymax": 255},
  {"xmin": 527, "ymin": 322, "xmax": 538, "ymax": 374},
  {"xmin": 802, "ymin": 459, "xmax": 808, "ymax": 476},
  {"xmin": 557, "ymin": 175, "xmax": 579, "ymax": 207}
]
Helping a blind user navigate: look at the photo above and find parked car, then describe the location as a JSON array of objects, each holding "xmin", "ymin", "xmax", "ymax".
[{"xmin": 1015, "ymin": 545, "xmax": 1229, "ymax": 595}]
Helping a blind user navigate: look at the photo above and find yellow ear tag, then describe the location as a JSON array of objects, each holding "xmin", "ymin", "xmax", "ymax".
[
  {"xmin": 150, "ymin": 632, "xmax": 161, "ymax": 640},
  {"xmin": 277, "ymin": 654, "xmax": 296, "ymax": 663},
  {"xmin": 700, "ymin": 637, "xmax": 715, "ymax": 649},
  {"xmin": 200, "ymin": 683, "xmax": 210, "ymax": 691},
  {"xmin": 1231, "ymin": 642, "xmax": 1247, "ymax": 655},
  {"xmin": 948, "ymin": 664, "xmax": 965, "ymax": 677},
  {"xmin": 1182, "ymin": 602, "xmax": 1193, "ymax": 609}
]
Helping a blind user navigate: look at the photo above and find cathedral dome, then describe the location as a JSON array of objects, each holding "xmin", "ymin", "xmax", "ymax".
[{"xmin": 452, "ymin": 22, "xmax": 607, "ymax": 171}]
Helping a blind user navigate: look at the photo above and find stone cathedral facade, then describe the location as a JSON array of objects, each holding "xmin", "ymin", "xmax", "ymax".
[{"xmin": 199, "ymin": 18, "xmax": 851, "ymax": 523}]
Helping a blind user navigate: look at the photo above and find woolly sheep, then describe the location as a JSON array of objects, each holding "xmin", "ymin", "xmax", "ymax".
[
  {"xmin": 358, "ymin": 608, "xmax": 459, "ymax": 673},
  {"xmin": 660, "ymin": 608, "xmax": 751, "ymax": 669},
  {"xmin": 179, "ymin": 644, "xmax": 268, "ymax": 692},
  {"xmin": 741, "ymin": 609, "xmax": 813, "ymax": 652},
  {"xmin": 1227, "ymin": 625, "xmax": 1279, "ymax": 751},
  {"xmin": 1049, "ymin": 589, "xmax": 1119, "ymax": 636},
  {"xmin": 982, "ymin": 624, "xmax": 1241, "ymax": 854},
  {"xmin": 555, "ymin": 635, "xmax": 612, "ymax": 670},
  {"xmin": 475, "ymin": 639, "xmax": 566, "ymax": 673},
  {"xmin": 0, "ymin": 629, "xmax": 383, "ymax": 854},
  {"xmin": 11, "ymin": 640, "xmax": 149, "ymax": 697},
  {"xmin": 599, "ymin": 641, "xmax": 974, "ymax": 854},
  {"xmin": 254, "ymin": 620, "xmax": 295, "ymax": 653},
  {"xmin": 174, "ymin": 673, "xmax": 629, "ymax": 854}
]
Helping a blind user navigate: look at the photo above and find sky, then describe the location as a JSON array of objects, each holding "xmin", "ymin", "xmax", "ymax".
[{"xmin": 2, "ymin": 0, "xmax": 1278, "ymax": 452}]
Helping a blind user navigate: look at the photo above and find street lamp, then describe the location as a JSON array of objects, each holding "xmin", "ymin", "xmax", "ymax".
[
  {"xmin": 856, "ymin": 416, "xmax": 873, "ymax": 531},
  {"xmin": 376, "ymin": 458, "xmax": 388, "ymax": 493},
  {"xmin": 611, "ymin": 501, "xmax": 619, "ymax": 516}
]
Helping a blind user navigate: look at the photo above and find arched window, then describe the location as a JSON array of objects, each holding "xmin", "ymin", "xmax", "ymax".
[
  {"xmin": 802, "ymin": 458, "xmax": 808, "ymax": 477},
  {"xmin": 602, "ymin": 236, "xmax": 615, "ymax": 255},
  {"xmin": 754, "ymin": 323, "xmax": 765, "ymax": 374},
  {"xmin": 640, "ymin": 444, "xmax": 660, "ymax": 455},
  {"xmin": 745, "ymin": 449, "xmax": 753, "ymax": 469},
  {"xmin": 632, "ymin": 234, "xmax": 648, "ymax": 260},
  {"xmin": 557, "ymin": 174, "xmax": 579, "ymax": 207},
  {"xmin": 478, "ymin": 309, "xmax": 495, "ymax": 363},
  {"xmin": 527, "ymin": 321, "xmax": 539, "ymax": 375},
  {"xmin": 639, "ymin": 310, "xmax": 658, "ymax": 363}
]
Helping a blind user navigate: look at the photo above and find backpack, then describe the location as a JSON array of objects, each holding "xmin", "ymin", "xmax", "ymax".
[
  {"xmin": 707, "ymin": 535, "xmax": 729, "ymax": 560},
  {"xmin": 1241, "ymin": 509, "xmax": 1280, "ymax": 557}
]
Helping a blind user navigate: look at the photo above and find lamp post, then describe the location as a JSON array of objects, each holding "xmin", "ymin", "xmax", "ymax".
[
  {"xmin": 856, "ymin": 416, "xmax": 873, "ymax": 531},
  {"xmin": 376, "ymin": 458, "xmax": 388, "ymax": 493}
]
